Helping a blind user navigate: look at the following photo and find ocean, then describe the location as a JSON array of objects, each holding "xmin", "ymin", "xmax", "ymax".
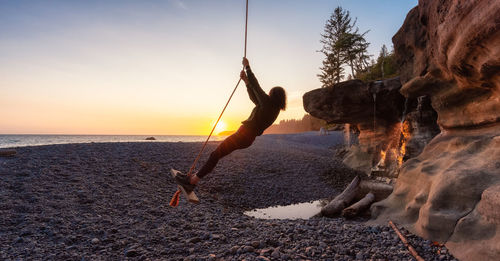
[{"xmin": 0, "ymin": 134, "xmax": 225, "ymax": 149}]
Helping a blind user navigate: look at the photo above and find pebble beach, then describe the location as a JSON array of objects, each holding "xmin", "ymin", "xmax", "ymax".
[{"xmin": 0, "ymin": 132, "xmax": 455, "ymax": 260}]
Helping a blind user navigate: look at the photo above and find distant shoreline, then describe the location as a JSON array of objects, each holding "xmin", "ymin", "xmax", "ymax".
[{"xmin": 0, "ymin": 131, "xmax": 339, "ymax": 149}]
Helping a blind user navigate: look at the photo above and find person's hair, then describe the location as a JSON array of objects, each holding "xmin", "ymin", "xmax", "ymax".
[{"xmin": 269, "ymin": 86, "xmax": 287, "ymax": 110}]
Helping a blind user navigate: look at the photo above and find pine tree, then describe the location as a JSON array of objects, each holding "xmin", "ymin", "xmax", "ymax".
[
  {"xmin": 318, "ymin": 7, "xmax": 370, "ymax": 87},
  {"xmin": 318, "ymin": 7, "xmax": 350, "ymax": 86},
  {"xmin": 341, "ymin": 31, "xmax": 370, "ymax": 78}
]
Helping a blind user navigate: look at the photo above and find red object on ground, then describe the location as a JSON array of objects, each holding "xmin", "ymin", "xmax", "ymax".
[{"xmin": 169, "ymin": 190, "xmax": 181, "ymax": 207}]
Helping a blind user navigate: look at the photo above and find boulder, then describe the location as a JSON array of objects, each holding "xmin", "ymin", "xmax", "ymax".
[{"xmin": 145, "ymin": 137, "xmax": 156, "ymax": 140}]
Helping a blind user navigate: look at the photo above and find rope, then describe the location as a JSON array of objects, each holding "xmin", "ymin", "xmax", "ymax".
[
  {"xmin": 244, "ymin": 0, "xmax": 248, "ymax": 58},
  {"xmin": 170, "ymin": 0, "xmax": 249, "ymax": 207}
]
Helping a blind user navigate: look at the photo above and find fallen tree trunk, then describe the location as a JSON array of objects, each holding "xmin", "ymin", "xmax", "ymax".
[
  {"xmin": 342, "ymin": 192, "xmax": 375, "ymax": 218},
  {"xmin": 321, "ymin": 175, "xmax": 360, "ymax": 217},
  {"xmin": 0, "ymin": 150, "xmax": 16, "ymax": 157}
]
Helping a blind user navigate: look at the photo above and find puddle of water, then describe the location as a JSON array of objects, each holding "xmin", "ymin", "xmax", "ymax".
[{"xmin": 244, "ymin": 200, "xmax": 327, "ymax": 220}]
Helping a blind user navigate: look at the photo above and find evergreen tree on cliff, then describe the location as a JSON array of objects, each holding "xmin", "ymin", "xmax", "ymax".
[
  {"xmin": 318, "ymin": 6, "xmax": 370, "ymax": 87},
  {"xmin": 356, "ymin": 45, "xmax": 398, "ymax": 82}
]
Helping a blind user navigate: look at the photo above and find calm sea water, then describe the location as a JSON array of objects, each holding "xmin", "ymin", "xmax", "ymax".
[{"xmin": 0, "ymin": 134, "xmax": 225, "ymax": 149}]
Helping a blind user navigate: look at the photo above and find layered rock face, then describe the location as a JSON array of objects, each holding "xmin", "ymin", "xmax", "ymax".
[
  {"xmin": 303, "ymin": 78, "xmax": 439, "ymax": 176},
  {"xmin": 371, "ymin": 1, "xmax": 500, "ymax": 260},
  {"xmin": 303, "ymin": 78, "xmax": 405, "ymax": 175}
]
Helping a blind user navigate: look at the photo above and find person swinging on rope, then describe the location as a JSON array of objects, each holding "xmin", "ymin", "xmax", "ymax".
[{"xmin": 174, "ymin": 57, "xmax": 287, "ymax": 193}]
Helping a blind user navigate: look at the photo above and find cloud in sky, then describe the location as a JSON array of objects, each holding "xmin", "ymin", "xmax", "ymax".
[{"xmin": 169, "ymin": 0, "xmax": 187, "ymax": 10}]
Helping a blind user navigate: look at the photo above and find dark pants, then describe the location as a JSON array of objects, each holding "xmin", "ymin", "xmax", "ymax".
[{"xmin": 196, "ymin": 125, "xmax": 256, "ymax": 178}]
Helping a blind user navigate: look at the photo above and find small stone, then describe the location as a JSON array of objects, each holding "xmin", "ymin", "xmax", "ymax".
[
  {"xmin": 251, "ymin": 240, "xmax": 260, "ymax": 248},
  {"xmin": 189, "ymin": 247, "xmax": 195, "ymax": 254},
  {"xmin": 211, "ymin": 234, "xmax": 222, "ymax": 240},
  {"xmin": 439, "ymin": 255, "xmax": 447, "ymax": 260},
  {"xmin": 356, "ymin": 252, "xmax": 364, "ymax": 260},
  {"xmin": 256, "ymin": 256, "xmax": 270, "ymax": 261},
  {"xmin": 14, "ymin": 237, "xmax": 24, "ymax": 244},
  {"xmin": 125, "ymin": 249, "xmax": 139, "ymax": 257},
  {"xmin": 271, "ymin": 249, "xmax": 280, "ymax": 259},
  {"xmin": 65, "ymin": 245, "xmax": 77, "ymax": 251},
  {"xmin": 91, "ymin": 238, "xmax": 100, "ymax": 244},
  {"xmin": 230, "ymin": 246, "xmax": 239, "ymax": 254},
  {"xmin": 243, "ymin": 245, "xmax": 255, "ymax": 253},
  {"xmin": 187, "ymin": 237, "xmax": 201, "ymax": 244},
  {"xmin": 260, "ymin": 248, "xmax": 273, "ymax": 255}
]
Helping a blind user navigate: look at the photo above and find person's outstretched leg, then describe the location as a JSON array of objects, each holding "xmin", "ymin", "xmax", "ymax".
[{"xmin": 191, "ymin": 126, "xmax": 255, "ymax": 184}]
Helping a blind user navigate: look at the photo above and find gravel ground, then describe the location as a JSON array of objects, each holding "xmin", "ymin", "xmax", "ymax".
[{"xmin": 0, "ymin": 132, "xmax": 455, "ymax": 260}]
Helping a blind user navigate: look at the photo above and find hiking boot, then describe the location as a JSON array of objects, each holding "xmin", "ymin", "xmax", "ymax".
[{"xmin": 174, "ymin": 172, "xmax": 196, "ymax": 194}]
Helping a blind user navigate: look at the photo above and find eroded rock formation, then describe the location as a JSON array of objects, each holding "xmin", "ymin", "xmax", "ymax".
[
  {"xmin": 371, "ymin": 0, "xmax": 500, "ymax": 260},
  {"xmin": 303, "ymin": 77, "xmax": 439, "ymax": 176}
]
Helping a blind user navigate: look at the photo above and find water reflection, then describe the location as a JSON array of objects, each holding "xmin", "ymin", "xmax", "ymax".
[{"xmin": 244, "ymin": 200, "xmax": 327, "ymax": 220}]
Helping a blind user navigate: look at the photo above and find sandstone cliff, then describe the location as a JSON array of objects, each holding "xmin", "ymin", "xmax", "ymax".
[
  {"xmin": 303, "ymin": 0, "xmax": 499, "ymax": 259},
  {"xmin": 370, "ymin": 1, "xmax": 500, "ymax": 260}
]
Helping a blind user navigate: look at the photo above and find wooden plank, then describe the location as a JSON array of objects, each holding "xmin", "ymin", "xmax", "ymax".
[{"xmin": 170, "ymin": 169, "xmax": 199, "ymax": 204}]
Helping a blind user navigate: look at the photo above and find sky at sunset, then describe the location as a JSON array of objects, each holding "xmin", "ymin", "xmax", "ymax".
[{"xmin": 1, "ymin": 0, "xmax": 417, "ymax": 135}]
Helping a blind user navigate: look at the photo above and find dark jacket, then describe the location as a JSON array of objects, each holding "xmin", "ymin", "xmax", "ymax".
[{"xmin": 241, "ymin": 66, "xmax": 280, "ymax": 136}]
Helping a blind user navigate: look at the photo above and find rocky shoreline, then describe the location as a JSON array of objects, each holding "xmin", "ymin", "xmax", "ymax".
[{"xmin": 0, "ymin": 133, "xmax": 455, "ymax": 260}]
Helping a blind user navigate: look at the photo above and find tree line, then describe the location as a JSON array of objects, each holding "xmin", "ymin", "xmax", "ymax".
[{"xmin": 264, "ymin": 114, "xmax": 326, "ymax": 134}]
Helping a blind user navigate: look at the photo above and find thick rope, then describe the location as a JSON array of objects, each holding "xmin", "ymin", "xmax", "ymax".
[
  {"xmin": 244, "ymin": 0, "xmax": 248, "ymax": 58},
  {"xmin": 170, "ymin": 0, "xmax": 249, "ymax": 207}
]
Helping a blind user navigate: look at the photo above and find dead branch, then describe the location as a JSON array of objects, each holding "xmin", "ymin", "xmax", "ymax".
[{"xmin": 389, "ymin": 220, "xmax": 425, "ymax": 261}]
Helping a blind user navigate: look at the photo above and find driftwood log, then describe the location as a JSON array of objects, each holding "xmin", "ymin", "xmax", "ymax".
[
  {"xmin": 321, "ymin": 175, "xmax": 360, "ymax": 217},
  {"xmin": 342, "ymin": 192, "xmax": 375, "ymax": 218},
  {"xmin": 358, "ymin": 180, "xmax": 393, "ymax": 201},
  {"xmin": 0, "ymin": 150, "xmax": 16, "ymax": 157}
]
